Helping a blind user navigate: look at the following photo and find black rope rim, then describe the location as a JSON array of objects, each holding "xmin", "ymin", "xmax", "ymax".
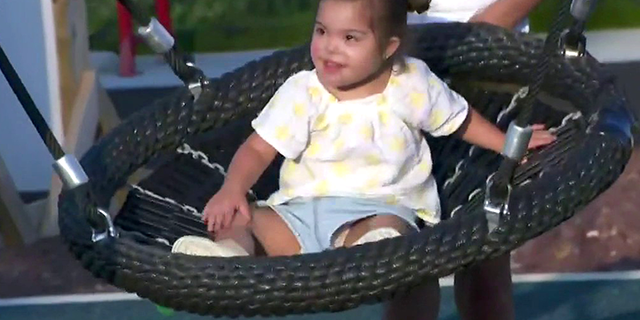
[{"xmin": 57, "ymin": 23, "xmax": 635, "ymax": 317}]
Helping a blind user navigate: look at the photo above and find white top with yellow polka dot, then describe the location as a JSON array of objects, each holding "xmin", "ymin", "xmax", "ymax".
[{"xmin": 251, "ymin": 56, "xmax": 469, "ymax": 224}]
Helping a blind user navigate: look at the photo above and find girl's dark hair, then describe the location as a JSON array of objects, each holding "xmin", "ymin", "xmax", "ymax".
[
  {"xmin": 317, "ymin": 0, "xmax": 413, "ymax": 72},
  {"xmin": 371, "ymin": 0, "xmax": 411, "ymax": 71}
]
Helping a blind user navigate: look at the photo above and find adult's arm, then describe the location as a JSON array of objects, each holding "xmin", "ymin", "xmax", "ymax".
[{"xmin": 468, "ymin": 0, "xmax": 545, "ymax": 29}]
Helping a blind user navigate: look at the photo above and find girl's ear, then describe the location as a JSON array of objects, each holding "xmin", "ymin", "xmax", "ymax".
[{"xmin": 384, "ymin": 36, "xmax": 401, "ymax": 60}]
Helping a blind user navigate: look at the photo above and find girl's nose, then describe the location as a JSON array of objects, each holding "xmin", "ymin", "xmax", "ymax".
[{"xmin": 325, "ymin": 36, "xmax": 340, "ymax": 54}]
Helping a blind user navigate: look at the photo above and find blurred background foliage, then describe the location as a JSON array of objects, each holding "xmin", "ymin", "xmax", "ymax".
[{"xmin": 86, "ymin": 0, "xmax": 640, "ymax": 54}]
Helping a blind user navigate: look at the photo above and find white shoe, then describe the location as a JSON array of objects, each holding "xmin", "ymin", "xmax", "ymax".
[{"xmin": 171, "ymin": 236, "xmax": 249, "ymax": 257}]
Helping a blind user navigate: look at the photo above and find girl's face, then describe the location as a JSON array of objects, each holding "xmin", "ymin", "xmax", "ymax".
[{"xmin": 310, "ymin": 0, "xmax": 399, "ymax": 91}]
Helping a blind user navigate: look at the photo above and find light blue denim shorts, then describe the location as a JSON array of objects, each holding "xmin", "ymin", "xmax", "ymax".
[{"xmin": 258, "ymin": 196, "xmax": 420, "ymax": 254}]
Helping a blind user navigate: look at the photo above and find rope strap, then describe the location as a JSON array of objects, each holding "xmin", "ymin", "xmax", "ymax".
[
  {"xmin": 0, "ymin": 45, "xmax": 65, "ymax": 160},
  {"xmin": 117, "ymin": 0, "xmax": 208, "ymax": 100},
  {"xmin": 0, "ymin": 42, "xmax": 117, "ymax": 241},
  {"xmin": 485, "ymin": 0, "xmax": 597, "ymax": 233}
]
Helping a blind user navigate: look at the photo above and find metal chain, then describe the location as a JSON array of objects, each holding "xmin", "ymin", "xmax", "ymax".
[
  {"xmin": 129, "ymin": 143, "xmax": 257, "ymax": 219},
  {"xmin": 131, "ymin": 184, "xmax": 203, "ymax": 218}
]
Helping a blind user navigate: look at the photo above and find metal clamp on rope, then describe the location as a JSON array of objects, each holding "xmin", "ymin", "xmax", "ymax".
[
  {"xmin": 137, "ymin": 18, "xmax": 208, "ymax": 101},
  {"xmin": 483, "ymin": 173, "xmax": 512, "ymax": 233},
  {"xmin": 571, "ymin": 0, "xmax": 597, "ymax": 22},
  {"xmin": 483, "ymin": 118, "xmax": 532, "ymax": 232},
  {"xmin": 502, "ymin": 121, "xmax": 533, "ymax": 161},
  {"xmin": 560, "ymin": 29, "xmax": 586, "ymax": 58},
  {"xmin": 53, "ymin": 154, "xmax": 89, "ymax": 190},
  {"xmin": 561, "ymin": 0, "xmax": 597, "ymax": 58},
  {"xmin": 137, "ymin": 17, "xmax": 175, "ymax": 54},
  {"xmin": 186, "ymin": 62, "xmax": 209, "ymax": 101},
  {"xmin": 92, "ymin": 207, "xmax": 119, "ymax": 242}
]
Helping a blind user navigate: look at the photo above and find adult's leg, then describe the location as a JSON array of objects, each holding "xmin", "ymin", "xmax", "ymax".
[
  {"xmin": 454, "ymin": 253, "xmax": 515, "ymax": 320},
  {"xmin": 339, "ymin": 215, "xmax": 441, "ymax": 320}
]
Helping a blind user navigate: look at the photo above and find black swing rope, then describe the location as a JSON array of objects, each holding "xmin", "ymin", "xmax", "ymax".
[
  {"xmin": 0, "ymin": 45, "xmax": 65, "ymax": 161},
  {"xmin": 117, "ymin": 0, "xmax": 208, "ymax": 93},
  {"xmin": 483, "ymin": 0, "xmax": 580, "ymax": 227},
  {"xmin": 0, "ymin": 43, "xmax": 110, "ymax": 234},
  {"xmin": 0, "ymin": 0, "xmax": 209, "ymax": 235}
]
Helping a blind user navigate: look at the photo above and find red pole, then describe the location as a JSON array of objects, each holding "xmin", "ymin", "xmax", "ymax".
[
  {"xmin": 155, "ymin": 0, "xmax": 173, "ymax": 36},
  {"xmin": 117, "ymin": 2, "xmax": 136, "ymax": 77}
]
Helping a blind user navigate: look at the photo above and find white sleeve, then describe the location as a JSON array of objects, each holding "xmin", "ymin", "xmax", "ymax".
[
  {"xmin": 251, "ymin": 73, "xmax": 315, "ymax": 159},
  {"xmin": 408, "ymin": 59, "xmax": 470, "ymax": 137}
]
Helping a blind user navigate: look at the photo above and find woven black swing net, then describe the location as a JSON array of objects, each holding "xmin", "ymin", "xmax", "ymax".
[
  {"xmin": 54, "ymin": 20, "xmax": 636, "ymax": 317},
  {"xmin": 0, "ymin": 0, "xmax": 635, "ymax": 318}
]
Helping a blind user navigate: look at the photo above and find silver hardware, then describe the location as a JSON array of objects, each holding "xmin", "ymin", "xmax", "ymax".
[
  {"xmin": 186, "ymin": 62, "xmax": 208, "ymax": 101},
  {"xmin": 92, "ymin": 208, "xmax": 119, "ymax": 242},
  {"xmin": 483, "ymin": 173, "xmax": 512, "ymax": 233},
  {"xmin": 502, "ymin": 121, "xmax": 533, "ymax": 161},
  {"xmin": 137, "ymin": 18, "xmax": 175, "ymax": 54},
  {"xmin": 570, "ymin": 0, "xmax": 597, "ymax": 22},
  {"xmin": 560, "ymin": 29, "xmax": 587, "ymax": 58},
  {"xmin": 500, "ymin": 87, "xmax": 533, "ymax": 160},
  {"xmin": 53, "ymin": 155, "xmax": 89, "ymax": 189}
]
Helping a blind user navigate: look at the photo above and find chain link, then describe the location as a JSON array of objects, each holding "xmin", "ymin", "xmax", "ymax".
[{"xmin": 129, "ymin": 143, "xmax": 257, "ymax": 219}]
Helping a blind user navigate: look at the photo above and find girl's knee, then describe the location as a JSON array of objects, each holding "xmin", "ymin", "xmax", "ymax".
[{"xmin": 340, "ymin": 215, "xmax": 413, "ymax": 247}]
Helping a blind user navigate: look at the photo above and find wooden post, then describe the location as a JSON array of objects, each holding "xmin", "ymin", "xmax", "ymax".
[
  {"xmin": 0, "ymin": 156, "xmax": 37, "ymax": 247},
  {"xmin": 38, "ymin": 0, "xmax": 121, "ymax": 237},
  {"xmin": 54, "ymin": 0, "xmax": 79, "ymax": 129}
]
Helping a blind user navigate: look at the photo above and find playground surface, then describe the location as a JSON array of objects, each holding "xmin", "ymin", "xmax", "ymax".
[{"xmin": 2, "ymin": 272, "xmax": 640, "ymax": 320}]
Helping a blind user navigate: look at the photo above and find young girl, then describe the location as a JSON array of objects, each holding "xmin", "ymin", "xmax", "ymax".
[{"xmin": 172, "ymin": 0, "xmax": 554, "ymax": 317}]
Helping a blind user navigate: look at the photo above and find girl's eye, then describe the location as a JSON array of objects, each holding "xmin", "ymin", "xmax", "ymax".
[
  {"xmin": 315, "ymin": 27, "xmax": 325, "ymax": 35},
  {"xmin": 345, "ymin": 35, "xmax": 356, "ymax": 41}
]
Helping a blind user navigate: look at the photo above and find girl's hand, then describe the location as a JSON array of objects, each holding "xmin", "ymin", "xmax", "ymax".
[
  {"xmin": 202, "ymin": 186, "xmax": 251, "ymax": 233},
  {"xmin": 527, "ymin": 124, "xmax": 556, "ymax": 149},
  {"xmin": 520, "ymin": 124, "xmax": 557, "ymax": 164}
]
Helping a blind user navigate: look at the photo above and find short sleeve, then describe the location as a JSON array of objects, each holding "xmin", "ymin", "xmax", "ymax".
[
  {"xmin": 251, "ymin": 72, "xmax": 315, "ymax": 159},
  {"xmin": 407, "ymin": 59, "xmax": 470, "ymax": 137}
]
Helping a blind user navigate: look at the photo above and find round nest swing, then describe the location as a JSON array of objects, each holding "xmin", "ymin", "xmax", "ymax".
[{"xmin": 39, "ymin": 3, "xmax": 633, "ymax": 318}]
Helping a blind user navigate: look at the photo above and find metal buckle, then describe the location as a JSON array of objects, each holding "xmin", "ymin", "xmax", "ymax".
[
  {"xmin": 483, "ymin": 173, "xmax": 512, "ymax": 233},
  {"xmin": 91, "ymin": 208, "xmax": 119, "ymax": 242},
  {"xmin": 560, "ymin": 29, "xmax": 587, "ymax": 59},
  {"xmin": 185, "ymin": 62, "xmax": 209, "ymax": 102}
]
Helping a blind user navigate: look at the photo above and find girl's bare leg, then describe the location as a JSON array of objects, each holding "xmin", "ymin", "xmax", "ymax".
[
  {"xmin": 215, "ymin": 206, "xmax": 301, "ymax": 257},
  {"xmin": 339, "ymin": 215, "xmax": 441, "ymax": 320}
]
